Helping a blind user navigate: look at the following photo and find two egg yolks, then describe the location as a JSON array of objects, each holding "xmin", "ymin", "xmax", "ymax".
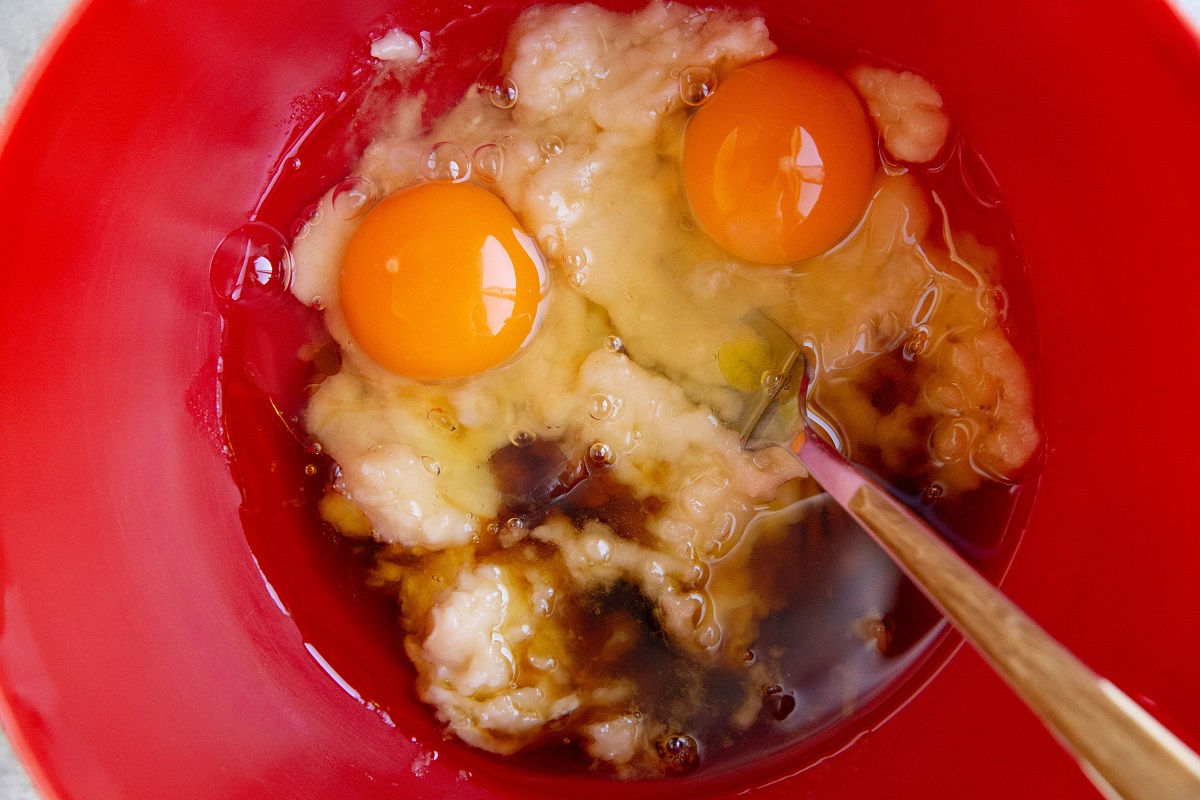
[
  {"xmin": 683, "ymin": 57, "xmax": 876, "ymax": 265},
  {"xmin": 339, "ymin": 58, "xmax": 876, "ymax": 379},
  {"xmin": 339, "ymin": 182, "xmax": 547, "ymax": 381}
]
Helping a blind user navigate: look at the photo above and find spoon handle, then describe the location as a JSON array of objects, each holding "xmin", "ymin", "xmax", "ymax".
[{"xmin": 794, "ymin": 429, "xmax": 1200, "ymax": 800}]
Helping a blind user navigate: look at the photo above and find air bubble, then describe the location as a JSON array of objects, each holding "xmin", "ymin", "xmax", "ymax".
[
  {"xmin": 311, "ymin": 296, "xmax": 326, "ymax": 311},
  {"xmin": 423, "ymin": 141, "xmax": 470, "ymax": 182},
  {"xmin": 588, "ymin": 441, "xmax": 615, "ymax": 466},
  {"xmin": 921, "ymin": 483, "xmax": 946, "ymax": 503},
  {"xmin": 760, "ymin": 370, "xmax": 783, "ymax": 390},
  {"xmin": 332, "ymin": 177, "xmax": 378, "ymax": 220},
  {"xmin": 588, "ymin": 393, "xmax": 616, "ymax": 420},
  {"xmin": 904, "ymin": 328, "xmax": 930, "ymax": 359},
  {"xmin": 505, "ymin": 517, "xmax": 526, "ymax": 532},
  {"xmin": 603, "ymin": 335, "xmax": 624, "ymax": 353},
  {"xmin": 421, "ymin": 456, "xmax": 441, "ymax": 476},
  {"xmin": 427, "ymin": 408, "xmax": 459, "ymax": 434},
  {"xmin": 288, "ymin": 157, "xmax": 302, "ymax": 170},
  {"xmin": 483, "ymin": 75, "xmax": 519, "ymax": 109},
  {"xmin": 679, "ymin": 67, "xmax": 717, "ymax": 107},
  {"xmin": 657, "ymin": 734, "xmax": 699, "ymax": 776},
  {"xmin": 509, "ymin": 426, "xmax": 536, "ymax": 447},
  {"xmin": 210, "ymin": 221, "xmax": 293, "ymax": 309},
  {"xmin": 473, "ymin": 143, "xmax": 505, "ymax": 183},
  {"xmin": 678, "ymin": 213, "xmax": 696, "ymax": 232},
  {"xmin": 310, "ymin": 442, "xmax": 323, "ymax": 454},
  {"xmin": 561, "ymin": 248, "xmax": 589, "ymax": 272},
  {"xmin": 304, "ymin": 464, "xmax": 317, "ymax": 476},
  {"xmin": 539, "ymin": 135, "xmax": 564, "ymax": 158}
]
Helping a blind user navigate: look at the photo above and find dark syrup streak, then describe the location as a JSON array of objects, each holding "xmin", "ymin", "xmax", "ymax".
[{"xmin": 215, "ymin": 3, "xmax": 1042, "ymax": 779}]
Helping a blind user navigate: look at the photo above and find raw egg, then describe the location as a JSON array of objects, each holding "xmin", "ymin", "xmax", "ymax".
[
  {"xmin": 339, "ymin": 182, "xmax": 548, "ymax": 381},
  {"xmin": 682, "ymin": 57, "xmax": 876, "ymax": 264}
]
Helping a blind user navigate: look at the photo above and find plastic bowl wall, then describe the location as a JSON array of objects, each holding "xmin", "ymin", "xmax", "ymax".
[{"xmin": 1, "ymin": 0, "xmax": 1199, "ymax": 798}]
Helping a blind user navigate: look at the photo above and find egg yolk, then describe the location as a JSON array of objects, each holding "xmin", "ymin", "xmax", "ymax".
[
  {"xmin": 682, "ymin": 57, "xmax": 876, "ymax": 265},
  {"xmin": 339, "ymin": 182, "xmax": 548, "ymax": 381}
]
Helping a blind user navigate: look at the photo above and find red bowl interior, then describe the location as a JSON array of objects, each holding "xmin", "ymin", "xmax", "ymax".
[{"xmin": 2, "ymin": 0, "xmax": 1200, "ymax": 798}]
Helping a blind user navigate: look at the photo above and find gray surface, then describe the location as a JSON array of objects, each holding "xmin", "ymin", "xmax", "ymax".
[{"xmin": 2, "ymin": 0, "xmax": 1200, "ymax": 797}]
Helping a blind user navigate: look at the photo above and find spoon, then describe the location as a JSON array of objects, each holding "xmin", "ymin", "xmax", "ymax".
[{"xmin": 756, "ymin": 350, "xmax": 1200, "ymax": 800}]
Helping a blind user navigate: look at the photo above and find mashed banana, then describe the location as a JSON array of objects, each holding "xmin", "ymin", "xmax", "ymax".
[{"xmin": 288, "ymin": 1, "xmax": 1040, "ymax": 774}]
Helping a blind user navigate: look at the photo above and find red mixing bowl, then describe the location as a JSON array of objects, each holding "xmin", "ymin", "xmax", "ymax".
[{"xmin": 2, "ymin": 0, "xmax": 1199, "ymax": 797}]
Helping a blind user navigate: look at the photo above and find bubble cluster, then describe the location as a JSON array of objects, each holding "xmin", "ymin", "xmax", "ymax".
[
  {"xmin": 290, "ymin": 203, "xmax": 322, "ymax": 241},
  {"xmin": 656, "ymin": 733, "xmax": 699, "ymax": 776},
  {"xmin": 423, "ymin": 141, "xmax": 471, "ymax": 182},
  {"xmin": 332, "ymin": 176, "xmax": 378, "ymax": 220},
  {"xmin": 679, "ymin": 66, "xmax": 718, "ymax": 106},
  {"xmin": 561, "ymin": 248, "xmax": 590, "ymax": 289},
  {"xmin": 210, "ymin": 222, "xmax": 293, "ymax": 309},
  {"xmin": 904, "ymin": 327, "xmax": 930, "ymax": 358}
]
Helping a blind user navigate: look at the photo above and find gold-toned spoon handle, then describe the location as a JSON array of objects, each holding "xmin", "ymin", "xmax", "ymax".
[{"xmin": 793, "ymin": 427, "xmax": 1200, "ymax": 800}]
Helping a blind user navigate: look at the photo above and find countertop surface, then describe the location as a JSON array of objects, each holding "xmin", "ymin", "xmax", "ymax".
[{"xmin": 1, "ymin": 0, "xmax": 1198, "ymax": 797}]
